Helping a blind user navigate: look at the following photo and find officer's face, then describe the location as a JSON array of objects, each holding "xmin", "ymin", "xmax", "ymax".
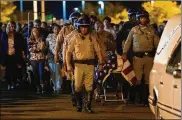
[
  {"xmin": 80, "ymin": 26, "xmax": 89, "ymax": 35},
  {"xmin": 140, "ymin": 16, "xmax": 148, "ymax": 25}
]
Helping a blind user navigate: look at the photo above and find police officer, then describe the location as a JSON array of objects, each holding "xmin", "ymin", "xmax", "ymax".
[
  {"xmin": 66, "ymin": 16, "xmax": 103, "ymax": 113},
  {"xmin": 62, "ymin": 18, "xmax": 80, "ymax": 107},
  {"xmin": 55, "ymin": 11, "xmax": 81, "ymax": 106},
  {"xmin": 62, "ymin": 20, "xmax": 79, "ymax": 69},
  {"xmin": 116, "ymin": 9, "xmax": 137, "ymax": 104},
  {"xmin": 55, "ymin": 11, "xmax": 81, "ymax": 63},
  {"xmin": 122, "ymin": 10, "xmax": 159, "ymax": 106}
]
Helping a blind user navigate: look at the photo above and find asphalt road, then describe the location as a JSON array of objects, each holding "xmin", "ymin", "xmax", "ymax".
[{"xmin": 0, "ymin": 88, "xmax": 155, "ymax": 120}]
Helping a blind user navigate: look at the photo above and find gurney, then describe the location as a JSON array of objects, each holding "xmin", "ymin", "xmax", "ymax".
[{"xmin": 94, "ymin": 52, "xmax": 137, "ymax": 105}]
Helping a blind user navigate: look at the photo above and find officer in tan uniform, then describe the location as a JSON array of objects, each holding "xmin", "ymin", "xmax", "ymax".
[
  {"xmin": 122, "ymin": 10, "xmax": 159, "ymax": 106},
  {"xmin": 55, "ymin": 12, "xmax": 81, "ymax": 106},
  {"xmin": 55, "ymin": 11, "xmax": 81, "ymax": 63},
  {"xmin": 62, "ymin": 19, "xmax": 79, "ymax": 68},
  {"xmin": 66, "ymin": 16, "xmax": 103, "ymax": 113},
  {"xmin": 62, "ymin": 19, "xmax": 79, "ymax": 107},
  {"xmin": 94, "ymin": 21, "xmax": 116, "ymax": 62}
]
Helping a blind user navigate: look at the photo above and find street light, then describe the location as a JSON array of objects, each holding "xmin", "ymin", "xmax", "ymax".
[
  {"xmin": 41, "ymin": 0, "xmax": 45, "ymax": 21},
  {"xmin": 20, "ymin": 0, "xmax": 23, "ymax": 12},
  {"xmin": 98, "ymin": 1, "xmax": 104, "ymax": 15},
  {"xmin": 33, "ymin": 1, "xmax": 38, "ymax": 20},
  {"xmin": 63, "ymin": 1, "xmax": 66, "ymax": 23},
  {"xmin": 151, "ymin": 0, "xmax": 155, "ymax": 7},
  {"xmin": 20, "ymin": 0, "xmax": 23, "ymax": 23},
  {"xmin": 82, "ymin": 1, "xmax": 85, "ymax": 11}
]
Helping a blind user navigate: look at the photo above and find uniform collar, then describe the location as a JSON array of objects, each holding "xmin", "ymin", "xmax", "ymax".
[
  {"xmin": 139, "ymin": 24, "xmax": 150, "ymax": 29},
  {"xmin": 79, "ymin": 33, "xmax": 90, "ymax": 39}
]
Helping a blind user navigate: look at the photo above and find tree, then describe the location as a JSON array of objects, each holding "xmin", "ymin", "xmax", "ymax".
[
  {"xmin": 0, "ymin": 1, "xmax": 17, "ymax": 23},
  {"xmin": 81, "ymin": 2, "xmax": 99, "ymax": 16},
  {"xmin": 142, "ymin": 1, "xmax": 181, "ymax": 25},
  {"xmin": 81, "ymin": 2, "xmax": 128, "ymax": 24},
  {"xmin": 110, "ymin": 8, "xmax": 128, "ymax": 24}
]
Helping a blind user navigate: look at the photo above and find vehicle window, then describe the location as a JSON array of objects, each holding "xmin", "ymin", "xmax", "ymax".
[
  {"xmin": 166, "ymin": 41, "xmax": 181, "ymax": 74},
  {"xmin": 157, "ymin": 23, "xmax": 181, "ymax": 55}
]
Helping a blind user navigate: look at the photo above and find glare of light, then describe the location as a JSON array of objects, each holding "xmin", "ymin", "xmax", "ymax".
[
  {"xmin": 20, "ymin": 0, "xmax": 23, "ymax": 12},
  {"xmin": 20, "ymin": 0, "xmax": 23, "ymax": 22},
  {"xmin": 41, "ymin": 0, "xmax": 45, "ymax": 21},
  {"xmin": 98, "ymin": 1, "xmax": 104, "ymax": 15},
  {"xmin": 63, "ymin": 1, "xmax": 66, "ymax": 22},
  {"xmin": 151, "ymin": 0, "xmax": 154, "ymax": 7},
  {"xmin": 74, "ymin": 7, "xmax": 79, "ymax": 11},
  {"xmin": 82, "ymin": 1, "xmax": 85, "ymax": 11},
  {"xmin": 98, "ymin": 8, "xmax": 102, "ymax": 15},
  {"xmin": 53, "ymin": 17, "xmax": 56, "ymax": 21},
  {"xmin": 33, "ymin": 1, "xmax": 38, "ymax": 20}
]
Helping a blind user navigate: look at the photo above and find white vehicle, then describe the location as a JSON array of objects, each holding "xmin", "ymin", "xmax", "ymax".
[{"xmin": 149, "ymin": 14, "xmax": 181, "ymax": 119}]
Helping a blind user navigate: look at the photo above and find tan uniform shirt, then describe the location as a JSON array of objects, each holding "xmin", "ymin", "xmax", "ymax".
[
  {"xmin": 123, "ymin": 24, "xmax": 159, "ymax": 53},
  {"xmin": 62, "ymin": 29, "xmax": 78, "ymax": 63},
  {"xmin": 55, "ymin": 24, "xmax": 74, "ymax": 56},
  {"xmin": 67, "ymin": 33, "xmax": 101, "ymax": 60}
]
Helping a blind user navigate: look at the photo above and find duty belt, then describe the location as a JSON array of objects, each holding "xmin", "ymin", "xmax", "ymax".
[
  {"xmin": 74, "ymin": 59, "xmax": 95, "ymax": 65},
  {"xmin": 134, "ymin": 52, "xmax": 154, "ymax": 58}
]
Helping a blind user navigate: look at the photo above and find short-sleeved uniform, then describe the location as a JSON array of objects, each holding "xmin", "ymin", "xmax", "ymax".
[
  {"xmin": 55, "ymin": 24, "xmax": 74, "ymax": 60},
  {"xmin": 67, "ymin": 33, "xmax": 101, "ymax": 92},
  {"xmin": 123, "ymin": 24, "xmax": 159, "ymax": 84}
]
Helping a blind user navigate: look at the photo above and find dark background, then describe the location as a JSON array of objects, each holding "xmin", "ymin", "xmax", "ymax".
[{"xmin": 14, "ymin": 1, "xmax": 145, "ymax": 19}]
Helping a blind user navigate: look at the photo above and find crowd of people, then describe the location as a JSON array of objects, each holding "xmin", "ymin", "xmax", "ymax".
[{"xmin": 0, "ymin": 9, "xmax": 167, "ymax": 114}]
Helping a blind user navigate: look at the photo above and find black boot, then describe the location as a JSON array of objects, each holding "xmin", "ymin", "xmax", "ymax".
[
  {"xmin": 85, "ymin": 91, "xmax": 94, "ymax": 114},
  {"xmin": 127, "ymin": 85, "xmax": 136, "ymax": 104},
  {"xmin": 142, "ymin": 84, "xmax": 149, "ymax": 107},
  {"xmin": 135, "ymin": 84, "xmax": 143, "ymax": 104},
  {"xmin": 71, "ymin": 93, "xmax": 77, "ymax": 107},
  {"xmin": 75, "ymin": 92, "xmax": 83, "ymax": 112}
]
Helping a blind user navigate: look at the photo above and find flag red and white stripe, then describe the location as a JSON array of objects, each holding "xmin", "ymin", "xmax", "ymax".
[{"xmin": 102, "ymin": 55, "xmax": 137, "ymax": 86}]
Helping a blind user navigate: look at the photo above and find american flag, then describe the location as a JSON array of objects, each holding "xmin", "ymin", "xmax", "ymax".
[{"xmin": 97, "ymin": 52, "xmax": 137, "ymax": 86}]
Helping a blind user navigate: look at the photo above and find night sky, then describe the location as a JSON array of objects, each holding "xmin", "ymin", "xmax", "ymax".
[{"xmin": 14, "ymin": 1, "xmax": 143, "ymax": 19}]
